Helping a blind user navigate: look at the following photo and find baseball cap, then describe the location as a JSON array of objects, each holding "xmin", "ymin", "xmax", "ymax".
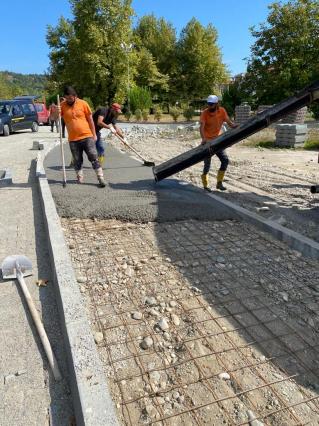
[
  {"xmin": 111, "ymin": 103, "xmax": 122, "ymax": 113},
  {"xmin": 207, "ymin": 95, "xmax": 219, "ymax": 104}
]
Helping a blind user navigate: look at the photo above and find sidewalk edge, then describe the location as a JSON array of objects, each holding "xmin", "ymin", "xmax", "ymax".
[{"xmin": 36, "ymin": 142, "xmax": 119, "ymax": 426}]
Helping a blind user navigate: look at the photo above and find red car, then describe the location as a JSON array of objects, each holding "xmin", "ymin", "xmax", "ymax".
[{"xmin": 35, "ymin": 102, "xmax": 50, "ymax": 125}]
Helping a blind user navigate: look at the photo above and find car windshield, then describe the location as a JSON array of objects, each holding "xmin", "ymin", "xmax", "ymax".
[{"xmin": 0, "ymin": 103, "xmax": 10, "ymax": 114}]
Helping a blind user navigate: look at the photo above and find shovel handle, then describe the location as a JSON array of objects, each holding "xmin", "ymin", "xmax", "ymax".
[
  {"xmin": 17, "ymin": 271, "xmax": 62, "ymax": 381},
  {"xmin": 115, "ymin": 133, "xmax": 146, "ymax": 162},
  {"xmin": 57, "ymin": 95, "xmax": 67, "ymax": 187}
]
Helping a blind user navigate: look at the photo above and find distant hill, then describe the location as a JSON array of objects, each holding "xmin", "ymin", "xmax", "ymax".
[{"xmin": 0, "ymin": 71, "xmax": 47, "ymax": 99}]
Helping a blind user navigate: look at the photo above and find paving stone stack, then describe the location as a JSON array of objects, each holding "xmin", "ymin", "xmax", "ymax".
[
  {"xmin": 281, "ymin": 106, "xmax": 307, "ymax": 124},
  {"xmin": 235, "ymin": 103, "xmax": 251, "ymax": 124},
  {"xmin": 275, "ymin": 124, "xmax": 308, "ymax": 147},
  {"xmin": 257, "ymin": 105, "xmax": 273, "ymax": 114}
]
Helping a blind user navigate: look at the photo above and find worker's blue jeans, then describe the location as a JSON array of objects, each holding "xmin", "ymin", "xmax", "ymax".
[
  {"xmin": 203, "ymin": 150, "xmax": 229, "ymax": 174},
  {"xmin": 96, "ymin": 131, "xmax": 105, "ymax": 156}
]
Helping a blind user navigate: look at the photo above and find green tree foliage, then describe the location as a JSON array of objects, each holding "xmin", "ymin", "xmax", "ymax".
[
  {"xmin": 221, "ymin": 74, "xmax": 255, "ymax": 116},
  {"xmin": 134, "ymin": 48, "xmax": 169, "ymax": 95},
  {"xmin": 0, "ymin": 72, "xmax": 47, "ymax": 99},
  {"xmin": 134, "ymin": 14, "xmax": 177, "ymax": 76},
  {"xmin": 128, "ymin": 86, "xmax": 152, "ymax": 113},
  {"xmin": 183, "ymin": 107, "xmax": 195, "ymax": 121},
  {"xmin": 47, "ymin": 0, "xmax": 134, "ymax": 105},
  {"xmin": 245, "ymin": 0, "xmax": 319, "ymax": 108},
  {"xmin": 169, "ymin": 106, "xmax": 181, "ymax": 122},
  {"xmin": 46, "ymin": 3, "xmax": 230, "ymax": 108},
  {"xmin": 174, "ymin": 18, "xmax": 229, "ymax": 101}
]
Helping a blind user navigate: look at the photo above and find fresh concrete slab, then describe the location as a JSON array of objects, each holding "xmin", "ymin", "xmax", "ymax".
[{"xmin": 44, "ymin": 144, "xmax": 235, "ymax": 223}]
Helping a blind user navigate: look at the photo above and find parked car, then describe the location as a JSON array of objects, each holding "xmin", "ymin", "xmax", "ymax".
[
  {"xmin": 0, "ymin": 98, "xmax": 39, "ymax": 136},
  {"xmin": 14, "ymin": 95, "xmax": 49, "ymax": 125},
  {"xmin": 35, "ymin": 102, "xmax": 50, "ymax": 125}
]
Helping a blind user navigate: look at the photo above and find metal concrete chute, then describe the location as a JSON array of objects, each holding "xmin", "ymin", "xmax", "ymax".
[{"xmin": 153, "ymin": 79, "xmax": 319, "ymax": 182}]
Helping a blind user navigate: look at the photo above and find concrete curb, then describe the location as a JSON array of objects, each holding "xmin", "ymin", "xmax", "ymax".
[
  {"xmin": 207, "ymin": 192, "xmax": 319, "ymax": 259},
  {"xmin": 0, "ymin": 168, "xmax": 13, "ymax": 186},
  {"xmin": 36, "ymin": 141, "xmax": 119, "ymax": 426}
]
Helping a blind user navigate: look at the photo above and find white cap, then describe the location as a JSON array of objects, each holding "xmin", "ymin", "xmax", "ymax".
[{"xmin": 207, "ymin": 94, "xmax": 219, "ymax": 104}]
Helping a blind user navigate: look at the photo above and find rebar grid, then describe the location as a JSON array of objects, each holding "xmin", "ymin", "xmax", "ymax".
[{"xmin": 63, "ymin": 218, "xmax": 319, "ymax": 425}]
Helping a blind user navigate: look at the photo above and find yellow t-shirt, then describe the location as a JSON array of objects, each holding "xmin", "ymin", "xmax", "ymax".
[
  {"xmin": 61, "ymin": 98, "xmax": 93, "ymax": 142},
  {"xmin": 200, "ymin": 106, "xmax": 228, "ymax": 140}
]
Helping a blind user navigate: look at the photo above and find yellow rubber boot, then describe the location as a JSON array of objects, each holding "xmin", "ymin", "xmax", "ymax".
[
  {"xmin": 216, "ymin": 170, "xmax": 226, "ymax": 190},
  {"xmin": 98, "ymin": 155, "xmax": 105, "ymax": 166},
  {"xmin": 201, "ymin": 174, "xmax": 212, "ymax": 192}
]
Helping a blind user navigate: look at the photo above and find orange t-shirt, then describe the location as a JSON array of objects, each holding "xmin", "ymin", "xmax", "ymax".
[
  {"xmin": 200, "ymin": 106, "xmax": 229, "ymax": 140},
  {"xmin": 61, "ymin": 98, "xmax": 93, "ymax": 142}
]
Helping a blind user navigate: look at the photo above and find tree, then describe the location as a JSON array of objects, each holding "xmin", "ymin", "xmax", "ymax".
[
  {"xmin": 174, "ymin": 18, "xmax": 229, "ymax": 102},
  {"xmin": 221, "ymin": 74, "xmax": 255, "ymax": 116},
  {"xmin": 134, "ymin": 15, "xmax": 177, "ymax": 76},
  {"xmin": 134, "ymin": 48, "xmax": 169, "ymax": 97},
  {"xmin": 244, "ymin": 0, "xmax": 319, "ymax": 108},
  {"xmin": 47, "ymin": 0, "xmax": 134, "ymax": 106}
]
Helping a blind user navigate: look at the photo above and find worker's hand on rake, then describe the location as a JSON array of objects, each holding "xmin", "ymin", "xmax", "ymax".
[{"xmin": 109, "ymin": 126, "xmax": 117, "ymax": 135}]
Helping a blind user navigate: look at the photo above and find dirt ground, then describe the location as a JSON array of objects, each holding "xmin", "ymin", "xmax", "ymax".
[
  {"xmin": 60, "ymin": 127, "xmax": 319, "ymax": 425},
  {"xmin": 109, "ymin": 127, "xmax": 319, "ymax": 242},
  {"xmin": 62, "ymin": 218, "xmax": 319, "ymax": 425}
]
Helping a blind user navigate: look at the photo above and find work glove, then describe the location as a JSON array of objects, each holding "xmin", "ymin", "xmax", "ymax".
[{"xmin": 110, "ymin": 126, "xmax": 117, "ymax": 135}]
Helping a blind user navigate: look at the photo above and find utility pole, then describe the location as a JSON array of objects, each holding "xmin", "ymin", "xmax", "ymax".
[{"xmin": 120, "ymin": 42, "xmax": 133, "ymax": 112}]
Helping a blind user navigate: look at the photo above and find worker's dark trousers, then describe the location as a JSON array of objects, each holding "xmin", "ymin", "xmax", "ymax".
[
  {"xmin": 69, "ymin": 138, "xmax": 100, "ymax": 171},
  {"xmin": 203, "ymin": 150, "xmax": 229, "ymax": 175}
]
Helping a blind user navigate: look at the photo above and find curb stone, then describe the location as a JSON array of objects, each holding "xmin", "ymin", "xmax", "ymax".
[
  {"xmin": 0, "ymin": 168, "xmax": 13, "ymax": 186},
  {"xmin": 36, "ymin": 141, "xmax": 119, "ymax": 426},
  {"xmin": 207, "ymin": 192, "xmax": 319, "ymax": 259}
]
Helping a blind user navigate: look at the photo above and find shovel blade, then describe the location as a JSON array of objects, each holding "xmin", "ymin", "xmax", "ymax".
[{"xmin": 1, "ymin": 255, "xmax": 33, "ymax": 279}]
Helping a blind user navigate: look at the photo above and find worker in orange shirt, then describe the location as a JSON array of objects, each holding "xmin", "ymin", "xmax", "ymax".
[
  {"xmin": 200, "ymin": 95, "xmax": 238, "ymax": 191},
  {"xmin": 60, "ymin": 86, "xmax": 105, "ymax": 187}
]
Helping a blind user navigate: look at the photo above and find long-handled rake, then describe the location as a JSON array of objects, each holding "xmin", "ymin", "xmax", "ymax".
[
  {"xmin": 114, "ymin": 133, "xmax": 155, "ymax": 167},
  {"xmin": 1, "ymin": 255, "xmax": 62, "ymax": 381}
]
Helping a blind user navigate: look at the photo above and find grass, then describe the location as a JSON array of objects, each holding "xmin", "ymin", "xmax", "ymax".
[{"xmin": 304, "ymin": 140, "xmax": 319, "ymax": 150}]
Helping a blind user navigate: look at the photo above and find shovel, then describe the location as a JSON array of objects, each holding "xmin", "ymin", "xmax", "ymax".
[
  {"xmin": 1, "ymin": 255, "xmax": 62, "ymax": 381},
  {"xmin": 57, "ymin": 95, "xmax": 67, "ymax": 187},
  {"xmin": 114, "ymin": 132, "xmax": 155, "ymax": 167}
]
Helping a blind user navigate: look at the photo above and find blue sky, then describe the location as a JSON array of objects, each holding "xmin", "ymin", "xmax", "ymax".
[{"xmin": 0, "ymin": 0, "xmax": 287, "ymax": 76}]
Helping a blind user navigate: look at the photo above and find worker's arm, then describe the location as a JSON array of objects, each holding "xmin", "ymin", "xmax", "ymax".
[
  {"xmin": 200, "ymin": 122, "xmax": 206, "ymax": 144},
  {"xmin": 97, "ymin": 115, "xmax": 113, "ymax": 130},
  {"xmin": 87, "ymin": 114, "xmax": 97, "ymax": 142},
  {"xmin": 225, "ymin": 115, "xmax": 238, "ymax": 129},
  {"xmin": 113, "ymin": 124, "xmax": 124, "ymax": 139}
]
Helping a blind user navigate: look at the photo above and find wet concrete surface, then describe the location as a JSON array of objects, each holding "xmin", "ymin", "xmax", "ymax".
[{"xmin": 44, "ymin": 143, "xmax": 235, "ymax": 223}]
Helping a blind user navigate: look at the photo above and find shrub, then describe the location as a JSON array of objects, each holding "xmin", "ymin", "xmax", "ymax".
[
  {"xmin": 128, "ymin": 86, "xmax": 152, "ymax": 113},
  {"xmin": 142, "ymin": 110, "xmax": 149, "ymax": 121},
  {"xmin": 83, "ymin": 97, "xmax": 94, "ymax": 110},
  {"xmin": 183, "ymin": 107, "xmax": 195, "ymax": 121},
  {"xmin": 170, "ymin": 106, "xmax": 181, "ymax": 122},
  {"xmin": 135, "ymin": 108, "xmax": 142, "ymax": 121},
  {"xmin": 154, "ymin": 108, "xmax": 162, "ymax": 122},
  {"xmin": 124, "ymin": 110, "xmax": 132, "ymax": 121}
]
